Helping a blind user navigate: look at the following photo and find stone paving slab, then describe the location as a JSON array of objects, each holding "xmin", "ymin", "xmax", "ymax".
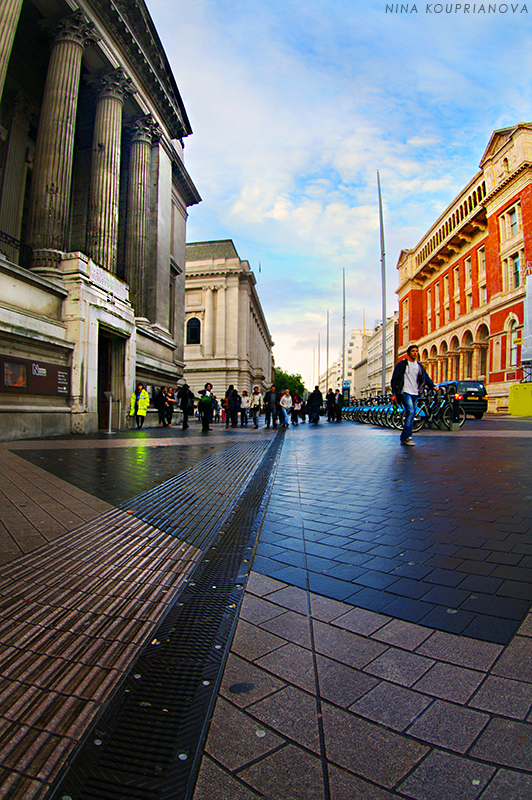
[
  {"xmin": 195, "ymin": 570, "xmax": 532, "ymax": 800},
  {"xmin": 1, "ymin": 417, "xmax": 532, "ymax": 797},
  {"xmin": 252, "ymin": 420, "xmax": 532, "ymax": 645}
]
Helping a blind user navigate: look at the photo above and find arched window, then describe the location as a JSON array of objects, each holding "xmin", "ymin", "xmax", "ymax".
[
  {"xmin": 186, "ymin": 317, "xmax": 201, "ymax": 345},
  {"xmin": 509, "ymin": 319, "xmax": 519, "ymax": 367}
]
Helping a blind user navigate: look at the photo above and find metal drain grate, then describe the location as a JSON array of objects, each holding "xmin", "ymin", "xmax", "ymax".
[{"xmin": 53, "ymin": 432, "xmax": 283, "ymax": 800}]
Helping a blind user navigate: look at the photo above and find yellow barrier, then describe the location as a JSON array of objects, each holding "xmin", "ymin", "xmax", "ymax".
[{"xmin": 509, "ymin": 383, "xmax": 532, "ymax": 416}]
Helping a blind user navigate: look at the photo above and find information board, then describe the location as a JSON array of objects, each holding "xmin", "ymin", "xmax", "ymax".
[{"xmin": 0, "ymin": 356, "xmax": 70, "ymax": 397}]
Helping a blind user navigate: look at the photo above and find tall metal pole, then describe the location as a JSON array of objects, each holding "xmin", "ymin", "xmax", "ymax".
[
  {"xmin": 317, "ymin": 332, "xmax": 320, "ymax": 390},
  {"xmin": 326, "ymin": 310, "xmax": 330, "ymax": 390},
  {"xmin": 342, "ymin": 268, "xmax": 346, "ymax": 387},
  {"xmin": 377, "ymin": 171, "xmax": 387, "ymax": 395}
]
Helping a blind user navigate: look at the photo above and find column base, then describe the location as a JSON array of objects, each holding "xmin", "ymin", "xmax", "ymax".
[{"xmin": 30, "ymin": 248, "xmax": 63, "ymax": 277}]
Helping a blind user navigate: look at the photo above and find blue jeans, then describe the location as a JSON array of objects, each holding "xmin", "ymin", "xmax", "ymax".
[
  {"xmin": 402, "ymin": 393, "xmax": 418, "ymax": 440},
  {"xmin": 280, "ymin": 407, "xmax": 290, "ymax": 425}
]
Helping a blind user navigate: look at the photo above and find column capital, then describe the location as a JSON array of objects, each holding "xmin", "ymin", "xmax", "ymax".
[
  {"xmin": 89, "ymin": 68, "xmax": 135, "ymax": 102},
  {"xmin": 52, "ymin": 10, "xmax": 99, "ymax": 48},
  {"xmin": 126, "ymin": 113, "xmax": 161, "ymax": 145}
]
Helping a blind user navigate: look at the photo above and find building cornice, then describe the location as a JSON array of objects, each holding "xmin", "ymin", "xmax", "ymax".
[
  {"xmin": 81, "ymin": 0, "xmax": 192, "ymax": 139},
  {"xmin": 483, "ymin": 162, "xmax": 532, "ymax": 205},
  {"xmin": 172, "ymin": 156, "xmax": 201, "ymax": 207}
]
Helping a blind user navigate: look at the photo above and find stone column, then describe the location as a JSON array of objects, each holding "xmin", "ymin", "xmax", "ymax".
[
  {"xmin": 124, "ymin": 114, "xmax": 157, "ymax": 314},
  {"xmin": 27, "ymin": 11, "xmax": 97, "ymax": 274},
  {"xmin": 0, "ymin": 0, "xmax": 24, "ymax": 103},
  {"xmin": 86, "ymin": 68, "xmax": 134, "ymax": 273},
  {"xmin": 0, "ymin": 91, "xmax": 33, "ymax": 261},
  {"xmin": 226, "ymin": 274, "xmax": 239, "ymax": 358},
  {"xmin": 215, "ymin": 285, "xmax": 226, "ymax": 357},
  {"xmin": 472, "ymin": 344, "xmax": 481, "ymax": 380},
  {"xmin": 238, "ymin": 281, "xmax": 248, "ymax": 360},
  {"xmin": 203, "ymin": 285, "xmax": 214, "ymax": 357}
]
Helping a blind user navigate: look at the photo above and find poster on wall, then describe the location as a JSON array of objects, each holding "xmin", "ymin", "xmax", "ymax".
[{"xmin": 0, "ymin": 356, "xmax": 70, "ymax": 397}]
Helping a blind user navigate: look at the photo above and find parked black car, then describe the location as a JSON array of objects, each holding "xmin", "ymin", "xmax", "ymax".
[{"xmin": 438, "ymin": 380, "xmax": 488, "ymax": 419}]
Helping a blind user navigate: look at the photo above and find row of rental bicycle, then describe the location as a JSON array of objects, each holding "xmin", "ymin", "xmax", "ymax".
[{"xmin": 341, "ymin": 385, "xmax": 467, "ymax": 431}]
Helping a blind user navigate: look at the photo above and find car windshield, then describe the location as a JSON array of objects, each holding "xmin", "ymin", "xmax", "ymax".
[{"xmin": 457, "ymin": 381, "xmax": 485, "ymax": 392}]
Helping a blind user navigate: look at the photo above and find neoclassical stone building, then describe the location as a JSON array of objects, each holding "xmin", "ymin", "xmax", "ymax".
[
  {"xmin": 184, "ymin": 240, "xmax": 274, "ymax": 396},
  {"xmin": 0, "ymin": 0, "xmax": 200, "ymax": 439},
  {"xmin": 396, "ymin": 123, "xmax": 531, "ymax": 412}
]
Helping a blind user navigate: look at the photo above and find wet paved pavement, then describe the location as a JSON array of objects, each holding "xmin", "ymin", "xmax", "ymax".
[
  {"xmin": 252, "ymin": 418, "xmax": 532, "ymax": 646},
  {"xmin": 1, "ymin": 415, "xmax": 532, "ymax": 798},
  {"xmin": 11, "ymin": 427, "xmax": 229, "ymax": 506}
]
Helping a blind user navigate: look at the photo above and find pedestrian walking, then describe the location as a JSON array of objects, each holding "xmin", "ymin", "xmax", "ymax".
[
  {"xmin": 391, "ymin": 344, "xmax": 437, "ymax": 446},
  {"xmin": 264, "ymin": 385, "xmax": 280, "ymax": 428},
  {"xmin": 308, "ymin": 386, "xmax": 323, "ymax": 424},
  {"xmin": 334, "ymin": 389, "xmax": 343, "ymax": 423},
  {"xmin": 155, "ymin": 386, "xmax": 167, "ymax": 426},
  {"xmin": 198, "ymin": 382, "xmax": 214, "ymax": 432},
  {"xmin": 326, "ymin": 389, "xmax": 335, "ymax": 422},
  {"xmin": 165, "ymin": 387, "xmax": 176, "ymax": 427},
  {"xmin": 225, "ymin": 385, "xmax": 239, "ymax": 428},
  {"xmin": 177, "ymin": 382, "xmax": 194, "ymax": 430},
  {"xmin": 250, "ymin": 386, "xmax": 263, "ymax": 428},
  {"xmin": 129, "ymin": 383, "xmax": 150, "ymax": 429},
  {"xmin": 240, "ymin": 390, "xmax": 250, "ymax": 426},
  {"xmin": 279, "ymin": 389, "xmax": 292, "ymax": 427},
  {"xmin": 291, "ymin": 392, "xmax": 302, "ymax": 425}
]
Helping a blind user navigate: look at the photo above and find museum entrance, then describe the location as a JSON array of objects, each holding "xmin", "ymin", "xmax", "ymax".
[{"xmin": 97, "ymin": 328, "xmax": 127, "ymax": 429}]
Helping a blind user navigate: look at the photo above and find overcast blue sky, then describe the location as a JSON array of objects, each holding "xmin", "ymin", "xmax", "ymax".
[{"xmin": 146, "ymin": 0, "xmax": 532, "ymax": 384}]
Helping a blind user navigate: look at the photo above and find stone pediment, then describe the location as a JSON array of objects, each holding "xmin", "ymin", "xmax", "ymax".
[
  {"xmin": 479, "ymin": 123, "xmax": 532, "ymax": 167},
  {"xmin": 87, "ymin": 0, "xmax": 192, "ymax": 139}
]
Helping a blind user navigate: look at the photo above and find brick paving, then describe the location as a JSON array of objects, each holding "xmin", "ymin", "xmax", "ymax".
[{"xmin": 1, "ymin": 415, "xmax": 532, "ymax": 798}]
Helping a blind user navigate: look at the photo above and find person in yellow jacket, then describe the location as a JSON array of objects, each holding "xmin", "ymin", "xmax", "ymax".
[{"xmin": 129, "ymin": 383, "xmax": 150, "ymax": 429}]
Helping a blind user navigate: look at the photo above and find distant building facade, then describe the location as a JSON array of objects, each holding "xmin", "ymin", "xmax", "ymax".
[
  {"xmin": 396, "ymin": 123, "xmax": 531, "ymax": 412},
  {"xmin": 0, "ymin": 0, "xmax": 200, "ymax": 440},
  {"xmin": 184, "ymin": 240, "xmax": 274, "ymax": 396},
  {"xmin": 319, "ymin": 328, "xmax": 366, "ymax": 393},
  {"xmin": 353, "ymin": 314, "xmax": 398, "ymax": 397}
]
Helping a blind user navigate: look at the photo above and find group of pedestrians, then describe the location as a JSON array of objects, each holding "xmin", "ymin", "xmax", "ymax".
[
  {"xmin": 129, "ymin": 382, "xmax": 194, "ymax": 430},
  {"xmin": 129, "ymin": 381, "xmax": 343, "ymax": 432}
]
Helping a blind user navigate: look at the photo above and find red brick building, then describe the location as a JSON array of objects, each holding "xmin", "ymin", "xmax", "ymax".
[{"xmin": 396, "ymin": 123, "xmax": 531, "ymax": 412}]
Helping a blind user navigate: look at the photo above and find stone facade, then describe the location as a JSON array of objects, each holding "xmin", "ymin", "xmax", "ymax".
[
  {"xmin": 319, "ymin": 328, "xmax": 367, "ymax": 394},
  {"xmin": 0, "ymin": 0, "xmax": 200, "ymax": 440},
  {"xmin": 396, "ymin": 123, "xmax": 531, "ymax": 412},
  {"xmin": 184, "ymin": 241, "xmax": 274, "ymax": 397},
  {"xmin": 353, "ymin": 314, "xmax": 398, "ymax": 397}
]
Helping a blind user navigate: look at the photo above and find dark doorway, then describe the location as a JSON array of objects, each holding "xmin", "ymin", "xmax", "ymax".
[{"xmin": 98, "ymin": 329, "xmax": 126, "ymax": 429}]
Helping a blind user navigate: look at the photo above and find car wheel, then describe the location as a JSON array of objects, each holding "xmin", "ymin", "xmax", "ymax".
[{"xmin": 474, "ymin": 412, "xmax": 484, "ymax": 419}]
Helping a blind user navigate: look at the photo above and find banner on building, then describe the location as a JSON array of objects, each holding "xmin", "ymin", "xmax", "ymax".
[{"xmin": 523, "ymin": 271, "xmax": 532, "ymax": 364}]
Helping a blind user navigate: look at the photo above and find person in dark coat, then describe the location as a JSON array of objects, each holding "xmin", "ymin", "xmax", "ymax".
[
  {"xmin": 326, "ymin": 389, "xmax": 335, "ymax": 422},
  {"xmin": 391, "ymin": 344, "xmax": 436, "ymax": 446},
  {"xmin": 263, "ymin": 385, "xmax": 280, "ymax": 428},
  {"xmin": 308, "ymin": 386, "xmax": 323, "ymax": 424},
  {"xmin": 225, "ymin": 385, "xmax": 239, "ymax": 428},
  {"xmin": 334, "ymin": 389, "xmax": 343, "ymax": 423},
  {"xmin": 177, "ymin": 382, "xmax": 194, "ymax": 430},
  {"xmin": 155, "ymin": 386, "xmax": 168, "ymax": 426},
  {"xmin": 198, "ymin": 382, "xmax": 214, "ymax": 432}
]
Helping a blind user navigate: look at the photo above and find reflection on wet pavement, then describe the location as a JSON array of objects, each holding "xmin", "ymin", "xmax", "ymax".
[{"xmin": 14, "ymin": 442, "xmax": 227, "ymax": 506}]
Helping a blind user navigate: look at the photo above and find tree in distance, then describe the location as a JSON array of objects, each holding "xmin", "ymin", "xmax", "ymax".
[{"xmin": 273, "ymin": 368, "xmax": 306, "ymax": 396}]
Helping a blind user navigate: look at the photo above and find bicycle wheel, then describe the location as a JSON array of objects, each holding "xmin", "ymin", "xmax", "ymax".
[{"xmin": 442, "ymin": 404, "xmax": 466, "ymax": 429}]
